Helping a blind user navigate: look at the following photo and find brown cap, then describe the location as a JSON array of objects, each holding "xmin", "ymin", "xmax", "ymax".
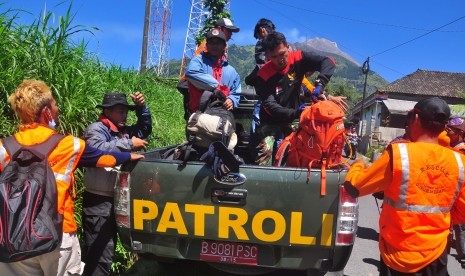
[{"xmin": 206, "ymin": 29, "xmax": 226, "ymax": 42}]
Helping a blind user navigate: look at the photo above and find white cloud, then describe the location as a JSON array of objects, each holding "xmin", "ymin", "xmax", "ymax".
[{"xmin": 281, "ymin": 27, "xmax": 307, "ymax": 43}]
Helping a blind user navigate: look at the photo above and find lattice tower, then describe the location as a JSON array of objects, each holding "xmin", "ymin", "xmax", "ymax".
[
  {"xmin": 179, "ymin": 0, "xmax": 205, "ymax": 77},
  {"xmin": 147, "ymin": 0, "xmax": 173, "ymax": 76}
]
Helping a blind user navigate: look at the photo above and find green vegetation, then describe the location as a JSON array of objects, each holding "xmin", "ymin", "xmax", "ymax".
[
  {"xmin": 195, "ymin": 0, "xmax": 231, "ymax": 45},
  {"xmin": 0, "ymin": 3, "xmax": 185, "ymax": 274}
]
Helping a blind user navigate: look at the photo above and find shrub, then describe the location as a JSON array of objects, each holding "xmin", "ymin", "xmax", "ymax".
[{"xmin": 0, "ymin": 2, "xmax": 185, "ymax": 273}]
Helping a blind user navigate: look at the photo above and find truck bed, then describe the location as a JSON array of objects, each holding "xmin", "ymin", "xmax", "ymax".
[{"xmin": 116, "ymin": 146, "xmax": 355, "ymax": 273}]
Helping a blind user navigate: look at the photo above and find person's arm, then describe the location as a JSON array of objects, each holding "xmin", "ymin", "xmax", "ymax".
[
  {"xmin": 344, "ymin": 149, "xmax": 392, "ymax": 197},
  {"xmin": 451, "ymin": 185, "xmax": 465, "ymax": 225},
  {"xmin": 77, "ymin": 143, "xmax": 131, "ymax": 168},
  {"xmin": 84, "ymin": 123, "xmax": 133, "ymax": 152},
  {"xmin": 254, "ymin": 40, "xmax": 266, "ymax": 65},
  {"xmin": 127, "ymin": 105, "xmax": 152, "ymax": 139},
  {"xmin": 301, "ymin": 50, "xmax": 336, "ymax": 86},
  {"xmin": 255, "ymin": 77, "xmax": 300, "ymax": 121},
  {"xmin": 185, "ymin": 55, "xmax": 218, "ymax": 91},
  {"xmin": 226, "ymin": 69, "xmax": 241, "ymax": 109}
]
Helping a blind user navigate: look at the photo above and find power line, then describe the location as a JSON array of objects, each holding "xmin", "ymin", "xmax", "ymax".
[
  {"xmin": 268, "ymin": 0, "xmax": 464, "ymax": 33},
  {"xmin": 370, "ymin": 15, "xmax": 465, "ymax": 58},
  {"xmin": 255, "ymin": 0, "xmax": 464, "ymax": 80},
  {"xmin": 253, "ymin": 0, "xmax": 366, "ymax": 61}
]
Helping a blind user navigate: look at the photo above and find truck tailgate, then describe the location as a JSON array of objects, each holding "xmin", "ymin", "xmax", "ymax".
[
  {"xmin": 116, "ymin": 155, "xmax": 356, "ymax": 271},
  {"xmin": 128, "ymin": 159, "xmax": 344, "ymax": 248}
]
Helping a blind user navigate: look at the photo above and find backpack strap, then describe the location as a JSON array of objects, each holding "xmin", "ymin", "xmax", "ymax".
[
  {"xmin": 274, "ymin": 133, "xmax": 294, "ymax": 167},
  {"xmin": 182, "ymin": 133, "xmax": 197, "ymax": 167},
  {"xmin": 2, "ymin": 136, "xmax": 22, "ymax": 158},
  {"xmin": 2, "ymin": 134, "xmax": 65, "ymax": 160},
  {"xmin": 198, "ymin": 91, "xmax": 214, "ymax": 113},
  {"xmin": 33, "ymin": 134, "xmax": 66, "ymax": 157}
]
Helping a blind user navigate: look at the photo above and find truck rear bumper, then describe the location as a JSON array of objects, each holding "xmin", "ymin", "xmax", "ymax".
[{"xmin": 123, "ymin": 231, "xmax": 353, "ymax": 272}]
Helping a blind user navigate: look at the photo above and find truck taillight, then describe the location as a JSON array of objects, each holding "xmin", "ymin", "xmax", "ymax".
[
  {"xmin": 335, "ymin": 185, "xmax": 358, "ymax": 246},
  {"xmin": 115, "ymin": 172, "xmax": 130, "ymax": 228},
  {"xmin": 119, "ymin": 172, "xmax": 129, "ymax": 187}
]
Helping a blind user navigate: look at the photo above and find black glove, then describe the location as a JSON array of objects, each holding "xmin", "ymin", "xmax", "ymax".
[{"xmin": 200, "ymin": 141, "xmax": 244, "ymax": 179}]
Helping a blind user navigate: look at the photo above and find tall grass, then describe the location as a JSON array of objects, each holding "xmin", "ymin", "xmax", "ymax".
[{"xmin": 0, "ymin": 2, "xmax": 185, "ymax": 274}]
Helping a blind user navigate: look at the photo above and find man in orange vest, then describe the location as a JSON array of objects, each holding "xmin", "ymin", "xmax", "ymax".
[
  {"xmin": 446, "ymin": 116, "xmax": 465, "ymax": 267},
  {"xmin": 0, "ymin": 80, "xmax": 144, "ymax": 275},
  {"xmin": 344, "ymin": 97, "xmax": 465, "ymax": 275}
]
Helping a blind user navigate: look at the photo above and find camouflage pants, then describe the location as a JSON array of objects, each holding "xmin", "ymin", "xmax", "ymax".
[{"xmin": 253, "ymin": 124, "xmax": 295, "ymax": 166}]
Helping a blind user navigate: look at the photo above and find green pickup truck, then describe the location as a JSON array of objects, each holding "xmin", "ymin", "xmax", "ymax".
[{"xmin": 114, "ymin": 90, "xmax": 358, "ymax": 275}]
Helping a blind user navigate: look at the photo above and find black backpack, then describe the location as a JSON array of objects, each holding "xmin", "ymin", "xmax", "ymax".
[{"xmin": 0, "ymin": 134, "xmax": 64, "ymax": 262}]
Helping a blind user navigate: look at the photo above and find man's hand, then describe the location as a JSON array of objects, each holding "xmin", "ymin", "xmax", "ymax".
[
  {"xmin": 328, "ymin": 95, "xmax": 349, "ymax": 111},
  {"xmin": 130, "ymin": 91, "xmax": 145, "ymax": 106},
  {"xmin": 130, "ymin": 153, "xmax": 145, "ymax": 161},
  {"xmin": 131, "ymin": 136, "xmax": 148, "ymax": 151},
  {"xmin": 223, "ymin": 98, "xmax": 233, "ymax": 110}
]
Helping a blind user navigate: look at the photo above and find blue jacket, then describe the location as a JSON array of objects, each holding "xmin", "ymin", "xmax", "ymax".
[{"xmin": 185, "ymin": 53, "xmax": 241, "ymax": 109}]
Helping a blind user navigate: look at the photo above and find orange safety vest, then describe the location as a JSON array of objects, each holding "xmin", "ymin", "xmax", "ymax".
[
  {"xmin": 380, "ymin": 142, "xmax": 465, "ymax": 272},
  {"xmin": 0, "ymin": 125, "xmax": 85, "ymax": 233}
]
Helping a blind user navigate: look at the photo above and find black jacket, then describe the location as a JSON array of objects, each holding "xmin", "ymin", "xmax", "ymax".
[{"xmin": 255, "ymin": 50, "xmax": 335, "ymax": 124}]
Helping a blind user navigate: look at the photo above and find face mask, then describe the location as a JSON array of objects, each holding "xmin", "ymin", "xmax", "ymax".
[{"xmin": 48, "ymin": 118, "xmax": 57, "ymax": 129}]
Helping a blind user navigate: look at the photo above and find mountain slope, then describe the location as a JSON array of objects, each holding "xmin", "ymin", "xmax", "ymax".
[{"xmin": 294, "ymin": 38, "xmax": 360, "ymax": 66}]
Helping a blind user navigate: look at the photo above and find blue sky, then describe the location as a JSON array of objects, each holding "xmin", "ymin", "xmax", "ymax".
[{"xmin": 3, "ymin": 0, "xmax": 465, "ymax": 82}]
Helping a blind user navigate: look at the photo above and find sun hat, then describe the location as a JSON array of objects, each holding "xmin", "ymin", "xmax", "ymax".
[{"xmin": 96, "ymin": 93, "xmax": 136, "ymax": 110}]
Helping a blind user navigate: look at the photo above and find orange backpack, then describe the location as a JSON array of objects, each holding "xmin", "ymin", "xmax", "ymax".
[{"xmin": 274, "ymin": 100, "xmax": 346, "ymax": 196}]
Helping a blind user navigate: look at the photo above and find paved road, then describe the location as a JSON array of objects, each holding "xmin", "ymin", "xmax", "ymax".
[{"xmin": 343, "ymin": 195, "xmax": 464, "ymax": 276}]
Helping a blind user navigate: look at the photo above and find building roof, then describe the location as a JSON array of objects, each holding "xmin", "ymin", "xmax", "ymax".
[
  {"xmin": 382, "ymin": 99, "xmax": 417, "ymax": 115},
  {"xmin": 378, "ymin": 69, "xmax": 465, "ymax": 98}
]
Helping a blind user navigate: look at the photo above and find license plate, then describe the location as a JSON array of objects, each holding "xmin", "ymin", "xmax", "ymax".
[{"xmin": 199, "ymin": 240, "xmax": 258, "ymax": 265}]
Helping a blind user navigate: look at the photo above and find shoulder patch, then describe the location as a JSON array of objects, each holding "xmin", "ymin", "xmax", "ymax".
[{"xmin": 257, "ymin": 62, "xmax": 277, "ymax": 81}]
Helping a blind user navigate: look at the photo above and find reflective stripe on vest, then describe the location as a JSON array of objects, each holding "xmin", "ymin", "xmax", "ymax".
[
  {"xmin": 54, "ymin": 137, "xmax": 81, "ymax": 184},
  {"xmin": 0, "ymin": 145, "xmax": 7, "ymax": 169},
  {"xmin": 384, "ymin": 143, "xmax": 465, "ymax": 213}
]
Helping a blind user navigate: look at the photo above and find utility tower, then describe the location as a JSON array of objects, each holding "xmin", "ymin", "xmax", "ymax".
[
  {"xmin": 179, "ymin": 0, "xmax": 230, "ymax": 76},
  {"xmin": 141, "ymin": 0, "xmax": 173, "ymax": 76},
  {"xmin": 179, "ymin": 0, "xmax": 206, "ymax": 77}
]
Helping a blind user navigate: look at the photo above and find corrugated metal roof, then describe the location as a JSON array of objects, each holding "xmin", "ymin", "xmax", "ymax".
[{"xmin": 382, "ymin": 99, "xmax": 417, "ymax": 115}]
